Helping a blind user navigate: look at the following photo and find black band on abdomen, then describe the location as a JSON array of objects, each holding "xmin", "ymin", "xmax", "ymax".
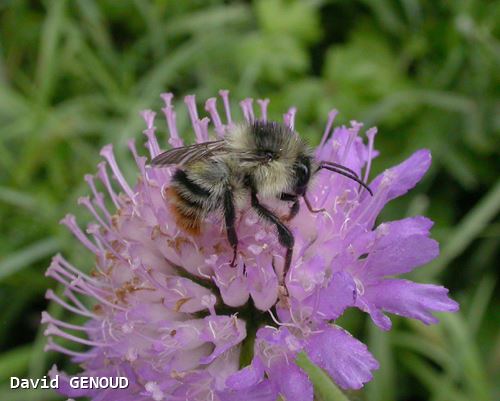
[{"xmin": 172, "ymin": 169, "xmax": 211, "ymax": 198}]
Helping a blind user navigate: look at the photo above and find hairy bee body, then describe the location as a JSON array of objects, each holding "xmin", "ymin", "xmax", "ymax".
[
  {"xmin": 166, "ymin": 122, "xmax": 313, "ymax": 235},
  {"xmin": 167, "ymin": 158, "xmax": 239, "ymax": 235}
]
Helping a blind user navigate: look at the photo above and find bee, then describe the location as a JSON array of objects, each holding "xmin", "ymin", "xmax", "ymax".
[{"xmin": 151, "ymin": 121, "xmax": 372, "ymax": 283}]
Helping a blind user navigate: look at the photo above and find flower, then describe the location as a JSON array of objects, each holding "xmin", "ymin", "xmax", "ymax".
[{"xmin": 43, "ymin": 90, "xmax": 459, "ymax": 401}]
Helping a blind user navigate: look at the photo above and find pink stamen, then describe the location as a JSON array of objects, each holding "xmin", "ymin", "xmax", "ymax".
[
  {"xmin": 240, "ymin": 98, "xmax": 255, "ymax": 123},
  {"xmin": 319, "ymin": 122, "xmax": 363, "ymax": 205},
  {"xmin": 141, "ymin": 110, "xmax": 161, "ymax": 158},
  {"xmin": 84, "ymin": 174, "xmax": 112, "ymax": 221},
  {"xmin": 88, "ymin": 226, "xmax": 105, "ymax": 253},
  {"xmin": 161, "ymin": 93, "xmax": 183, "ymax": 148},
  {"xmin": 283, "ymin": 107, "xmax": 297, "ymax": 130},
  {"xmin": 219, "ymin": 90, "xmax": 233, "ymax": 125},
  {"xmin": 45, "ymin": 338, "xmax": 89, "ymax": 358},
  {"xmin": 128, "ymin": 139, "xmax": 146, "ymax": 177},
  {"xmin": 47, "ymin": 256, "xmax": 98, "ymax": 290},
  {"xmin": 46, "ymin": 268, "xmax": 74, "ymax": 288},
  {"xmin": 257, "ymin": 99, "xmax": 270, "ymax": 122},
  {"xmin": 57, "ymin": 255, "xmax": 108, "ymax": 288},
  {"xmin": 340, "ymin": 121, "xmax": 363, "ymax": 164},
  {"xmin": 64, "ymin": 288, "xmax": 96, "ymax": 314},
  {"xmin": 198, "ymin": 117, "xmax": 210, "ymax": 142},
  {"xmin": 86, "ymin": 224, "xmax": 126, "ymax": 263},
  {"xmin": 184, "ymin": 95, "xmax": 205, "ymax": 143},
  {"xmin": 45, "ymin": 289, "xmax": 98, "ymax": 319},
  {"xmin": 205, "ymin": 97, "xmax": 224, "ymax": 137},
  {"xmin": 97, "ymin": 162, "xmax": 121, "ymax": 208},
  {"xmin": 197, "ymin": 294, "xmax": 216, "ymax": 316},
  {"xmin": 41, "ymin": 311, "xmax": 95, "ymax": 333},
  {"xmin": 128, "ymin": 139, "xmax": 156, "ymax": 205},
  {"xmin": 100, "ymin": 144, "xmax": 135, "ymax": 201},
  {"xmin": 78, "ymin": 196, "xmax": 111, "ymax": 232},
  {"xmin": 60, "ymin": 214, "xmax": 100, "ymax": 255},
  {"xmin": 348, "ymin": 179, "xmax": 389, "ymax": 233},
  {"xmin": 72, "ymin": 277, "xmax": 128, "ymax": 312},
  {"xmin": 49, "ymin": 267, "xmax": 108, "ymax": 299},
  {"xmin": 319, "ymin": 109, "xmax": 338, "ymax": 148},
  {"xmin": 363, "ymin": 127, "xmax": 377, "ymax": 185},
  {"xmin": 141, "ymin": 109, "xmax": 156, "ymax": 128},
  {"xmin": 44, "ymin": 324, "xmax": 107, "ymax": 347}
]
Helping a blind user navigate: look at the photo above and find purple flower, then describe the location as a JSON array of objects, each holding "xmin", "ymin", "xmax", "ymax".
[{"xmin": 43, "ymin": 91, "xmax": 458, "ymax": 401}]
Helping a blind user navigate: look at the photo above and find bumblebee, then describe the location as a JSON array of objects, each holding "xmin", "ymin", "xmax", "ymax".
[{"xmin": 152, "ymin": 121, "xmax": 371, "ymax": 282}]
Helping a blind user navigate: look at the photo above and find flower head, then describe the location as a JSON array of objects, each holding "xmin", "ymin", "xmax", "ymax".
[{"xmin": 44, "ymin": 91, "xmax": 458, "ymax": 400}]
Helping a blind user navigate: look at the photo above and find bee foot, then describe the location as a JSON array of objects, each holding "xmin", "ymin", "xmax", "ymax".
[{"xmin": 229, "ymin": 250, "xmax": 238, "ymax": 267}]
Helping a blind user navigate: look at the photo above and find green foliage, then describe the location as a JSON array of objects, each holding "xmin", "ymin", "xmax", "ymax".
[{"xmin": 0, "ymin": 1, "xmax": 498, "ymax": 400}]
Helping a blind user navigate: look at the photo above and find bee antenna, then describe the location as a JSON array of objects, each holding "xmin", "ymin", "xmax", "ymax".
[
  {"xmin": 318, "ymin": 162, "xmax": 373, "ymax": 196},
  {"xmin": 320, "ymin": 161, "xmax": 360, "ymax": 179}
]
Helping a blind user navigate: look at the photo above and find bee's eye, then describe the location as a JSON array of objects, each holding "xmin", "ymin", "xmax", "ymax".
[
  {"xmin": 294, "ymin": 160, "xmax": 311, "ymax": 195},
  {"xmin": 297, "ymin": 163, "xmax": 309, "ymax": 176}
]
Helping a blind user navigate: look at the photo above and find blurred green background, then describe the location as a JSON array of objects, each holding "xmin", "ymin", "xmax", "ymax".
[{"xmin": 0, "ymin": 1, "xmax": 499, "ymax": 400}]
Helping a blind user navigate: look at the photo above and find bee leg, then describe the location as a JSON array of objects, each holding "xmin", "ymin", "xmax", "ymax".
[
  {"xmin": 280, "ymin": 193, "xmax": 300, "ymax": 221},
  {"xmin": 304, "ymin": 194, "xmax": 326, "ymax": 214},
  {"xmin": 224, "ymin": 190, "xmax": 238, "ymax": 267},
  {"xmin": 251, "ymin": 189, "xmax": 294, "ymax": 284}
]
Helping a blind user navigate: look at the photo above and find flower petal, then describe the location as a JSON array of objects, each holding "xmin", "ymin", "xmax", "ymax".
[
  {"xmin": 363, "ymin": 279, "xmax": 459, "ymax": 325},
  {"xmin": 225, "ymin": 357, "xmax": 265, "ymax": 390},
  {"xmin": 218, "ymin": 380, "xmax": 277, "ymax": 401},
  {"xmin": 355, "ymin": 297, "xmax": 393, "ymax": 331},
  {"xmin": 316, "ymin": 271, "xmax": 356, "ymax": 320},
  {"xmin": 363, "ymin": 233, "xmax": 439, "ymax": 279},
  {"xmin": 215, "ymin": 264, "xmax": 250, "ymax": 307},
  {"xmin": 305, "ymin": 325, "xmax": 379, "ymax": 390},
  {"xmin": 199, "ymin": 316, "xmax": 246, "ymax": 364},
  {"xmin": 376, "ymin": 216, "xmax": 434, "ymax": 240},
  {"xmin": 272, "ymin": 360, "xmax": 313, "ymax": 401},
  {"xmin": 355, "ymin": 149, "xmax": 432, "ymax": 227},
  {"xmin": 372, "ymin": 149, "xmax": 431, "ymax": 202},
  {"xmin": 247, "ymin": 260, "xmax": 279, "ymax": 311}
]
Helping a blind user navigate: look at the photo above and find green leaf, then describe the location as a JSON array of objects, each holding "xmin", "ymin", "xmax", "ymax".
[
  {"xmin": 391, "ymin": 332, "xmax": 455, "ymax": 373},
  {"xmin": 0, "ymin": 238, "xmax": 60, "ymax": 281},
  {"xmin": 0, "ymin": 345, "xmax": 32, "ymax": 380},
  {"xmin": 400, "ymin": 353, "xmax": 470, "ymax": 401},
  {"xmin": 467, "ymin": 273, "xmax": 497, "ymax": 336},
  {"xmin": 322, "ymin": 27, "xmax": 410, "ymax": 123},
  {"xmin": 35, "ymin": 0, "xmax": 67, "ymax": 104},
  {"xmin": 360, "ymin": 0, "xmax": 405, "ymax": 35},
  {"xmin": 256, "ymin": 0, "xmax": 321, "ymax": 44},
  {"xmin": 0, "ymin": 186, "xmax": 38, "ymax": 211},
  {"xmin": 366, "ymin": 325, "xmax": 395, "ymax": 401},
  {"xmin": 441, "ymin": 314, "xmax": 491, "ymax": 401},
  {"xmin": 164, "ymin": 4, "xmax": 251, "ymax": 36},
  {"xmin": 417, "ymin": 177, "xmax": 500, "ymax": 279},
  {"xmin": 237, "ymin": 33, "xmax": 308, "ymax": 86}
]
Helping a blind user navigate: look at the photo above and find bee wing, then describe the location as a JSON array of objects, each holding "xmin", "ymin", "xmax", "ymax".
[{"xmin": 151, "ymin": 140, "xmax": 228, "ymax": 167}]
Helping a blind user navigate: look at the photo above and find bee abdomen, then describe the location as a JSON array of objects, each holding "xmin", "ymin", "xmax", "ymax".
[
  {"xmin": 166, "ymin": 186, "xmax": 205, "ymax": 235},
  {"xmin": 167, "ymin": 169, "xmax": 212, "ymax": 235},
  {"xmin": 172, "ymin": 169, "xmax": 211, "ymax": 198}
]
